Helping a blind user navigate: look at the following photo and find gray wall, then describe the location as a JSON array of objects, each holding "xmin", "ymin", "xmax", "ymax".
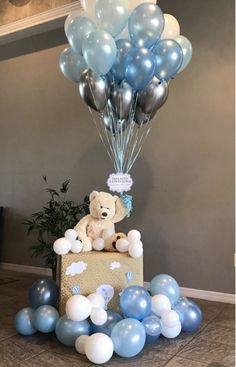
[{"xmin": 0, "ymin": 0, "xmax": 234, "ymax": 293}]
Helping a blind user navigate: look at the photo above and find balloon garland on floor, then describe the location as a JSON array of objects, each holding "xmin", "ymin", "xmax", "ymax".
[
  {"xmin": 59, "ymin": 0, "xmax": 193, "ymax": 194},
  {"xmin": 14, "ymin": 273, "xmax": 202, "ymax": 365}
]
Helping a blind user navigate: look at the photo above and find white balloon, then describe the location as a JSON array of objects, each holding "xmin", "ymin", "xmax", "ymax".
[
  {"xmin": 90, "ymin": 308, "xmax": 108, "ymax": 326},
  {"xmin": 93, "ymin": 238, "xmax": 105, "ymax": 251},
  {"xmin": 87, "ymin": 293, "xmax": 105, "ymax": 309},
  {"xmin": 71, "ymin": 240, "xmax": 83, "ymax": 253},
  {"xmin": 85, "ymin": 333, "xmax": 114, "ymax": 364},
  {"xmin": 75, "ymin": 335, "xmax": 89, "ymax": 355},
  {"xmin": 161, "ymin": 321, "xmax": 182, "ymax": 339},
  {"xmin": 161, "ymin": 310, "xmax": 180, "ymax": 328},
  {"xmin": 102, "ymin": 228, "xmax": 115, "ymax": 240},
  {"xmin": 128, "ymin": 229, "xmax": 141, "ymax": 242},
  {"xmin": 53, "ymin": 238, "xmax": 71, "ymax": 255},
  {"xmin": 161, "ymin": 14, "xmax": 180, "ymax": 40},
  {"xmin": 151, "ymin": 294, "xmax": 171, "ymax": 317},
  {"xmin": 128, "ymin": 242, "xmax": 143, "ymax": 258},
  {"xmin": 64, "ymin": 229, "xmax": 77, "ymax": 241},
  {"xmin": 116, "ymin": 238, "xmax": 129, "ymax": 252},
  {"xmin": 66, "ymin": 295, "xmax": 92, "ymax": 322}
]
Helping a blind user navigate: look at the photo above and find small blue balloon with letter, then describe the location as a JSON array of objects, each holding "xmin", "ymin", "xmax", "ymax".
[
  {"xmin": 120, "ymin": 285, "xmax": 151, "ymax": 320},
  {"xmin": 150, "ymin": 274, "xmax": 180, "ymax": 306},
  {"xmin": 15, "ymin": 307, "xmax": 37, "ymax": 336},
  {"xmin": 142, "ymin": 315, "xmax": 162, "ymax": 343}
]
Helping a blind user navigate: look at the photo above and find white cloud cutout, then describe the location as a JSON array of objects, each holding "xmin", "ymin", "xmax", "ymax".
[
  {"xmin": 66, "ymin": 261, "xmax": 88, "ymax": 276},
  {"xmin": 110, "ymin": 261, "xmax": 121, "ymax": 270}
]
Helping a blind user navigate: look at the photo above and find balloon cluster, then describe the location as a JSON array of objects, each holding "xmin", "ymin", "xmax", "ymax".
[
  {"xmin": 14, "ymin": 273, "xmax": 202, "ymax": 365},
  {"xmin": 53, "ymin": 229, "xmax": 83, "ymax": 255},
  {"xmin": 59, "ymin": 0, "xmax": 192, "ymax": 174}
]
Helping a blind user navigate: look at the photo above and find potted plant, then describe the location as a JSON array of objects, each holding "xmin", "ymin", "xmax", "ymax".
[{"xmin": 24, "ymin": 177, "xmax": 90, "ymax": 280}]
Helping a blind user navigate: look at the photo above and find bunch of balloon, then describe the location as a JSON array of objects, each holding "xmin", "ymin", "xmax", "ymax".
[{"xmin": 59, "ymin": 0, "xmax": 193, "ymax": 185}]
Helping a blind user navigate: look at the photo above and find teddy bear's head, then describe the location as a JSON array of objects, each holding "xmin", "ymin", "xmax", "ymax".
[{"xmin": 89, "ymin": 191, "xmax": 119, "ymax": 220}]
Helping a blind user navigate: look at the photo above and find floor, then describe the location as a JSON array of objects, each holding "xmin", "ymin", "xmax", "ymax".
[{"xmin": 0, "ymin": 269, "xmax": 234, "ymax": 367}]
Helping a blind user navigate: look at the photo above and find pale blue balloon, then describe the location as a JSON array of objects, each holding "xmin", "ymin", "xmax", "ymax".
[
  {"xmin": 175, "ymin": 35, "xmax": 193, "ymax": 73},
  {"xmin": 66, "ymin": 16, "xmax": 96, "ymax": 55},
  {"xmin": 150, "ymin": 274, "xmax": 180, "ymax": 306},
  {"xmin": 120, "ymin": 285, "xmax": 151, "ymax": 320},
  {"xmin": 128, "ymin": 3, "xmax": 164, "ymax": 48},
  {"xmin": 59, "ymin": 47, "xmax": 87, "ymax": 83},
  {"xmin": 142, "ymin": 315, "xmax": 162, "ymax": 337},
  {"xmin": 153, "ymin": 39, "xmax": 183, "ymax": 81},
  {"xmin": 111, "ymin": 318, "xmax": 146, "ymax": 357},
  {"xmin": 111, "ymin": 39, "xmax": 132, "ymax": 81},
  {"xmin": 33, "ymin": 305, "xmax": 59, "ymax": 333},
  {"xmin": 92, "ymin": 310, "xmax": 123, "ymax": 336},
  {"xmin": 82, "ymin": 30, "xmax": 117, "ymax": 76},
  {"xmin": 56, "ymin": 315, "xmax": 91, "ymax": 347},
  {"xmin": 180, "ymin": 301, "xmax": 202, "ymax": 333},
  {"xmin": 124, "ymin": 47, "xmax": 156, "ymax": 91},
  {"xmin": 15, "ymin": 307, "xmax": 37, "ymax": 336},
  {"xmin": 95, "ymin": 0, "xmax": 129, "ymax": 37},
  {"xmin": 173, "ymin": 297, "xmax": 190, "ymax": 323}
]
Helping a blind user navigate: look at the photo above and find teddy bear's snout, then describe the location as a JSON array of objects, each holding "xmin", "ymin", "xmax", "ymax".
[{"xmin": 102, "ymin": 212, "xmax": 108, "ymax": 217}]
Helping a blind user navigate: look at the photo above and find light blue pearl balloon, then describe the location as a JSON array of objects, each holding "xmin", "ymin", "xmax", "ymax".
[
  {"xmin": 95, "ymin": 0, "xmax": 130, "ymax": 37},
  {"xmin": 33, "ymin": 305, "xmax": 59, "ymax": 333},
  {"xmin": 92, "ymin": 310, "xmax": 123, "ymax": 336},
  {"xmin": 124, "ymin": 47, "xmax": 156, "ymax": 91},
  {"xmin": 128, "ymin": 3, "xmax": 164, "ymax": 48},
  {"xmin": 180, "ymin": 301, "xmax": 202, "ymax": 333},
  {"xmin": 83, "ymin": 30, "xmax": 117, "ymax": 76},
  {"xmin": 120, "ymin": 285, "xmax": 151, "ymax": 320},
  {"xmin": 153, "ymin": 39, "xmax": 183, "ymax": 81},
  {"xmin": 175, "ymin": 35, "xmax": 193, "ymax": 73},
  {"xmin": 112, "ymin": 39, "xmax": 132, "ymax": 81},
  {"xmin": 15, "ymin": 307, "xmax": 37, "ymax": 336},
  {"xmin": 173, "ymin": 297, "xmax": 190, "ymax": 323},
  {"xmin": 111, "ymin": 318, "xmax": 146, "ymax": 358},
  {"xmin": 66, "ymin": 16, "xmax": 96, "ymax": 55},
  {"xmin": 56, "ymin": 315, "xmax": 91, "ymax": 347},
  {"xmin": 142, "ymin": 315, "xmax": 162, "ymax": 337},
  {"xmin": 150, "ymin": 274, "xmax": 180, "ymax": 306},
  {"xmin": 59, "ymin": 47, "xmax": 87, "ymax": 83}
]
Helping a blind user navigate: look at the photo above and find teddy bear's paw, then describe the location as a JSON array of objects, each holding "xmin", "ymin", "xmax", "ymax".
[
  {"xmin": 104, "ymin": 232, "xmax": 127, "ymax": 252},
  {"xmin": 81, "ymin": 238, "xmax": 93, "ymax": 252}
]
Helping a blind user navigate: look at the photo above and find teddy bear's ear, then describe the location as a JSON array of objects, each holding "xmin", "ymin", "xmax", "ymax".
[
  {"xmin": 113, "ymin": 195, "xmax": 119, "ymax": 202},
  {"xmin": 90, "ymin": 191, "xmax": 99, "ymax": 202}
]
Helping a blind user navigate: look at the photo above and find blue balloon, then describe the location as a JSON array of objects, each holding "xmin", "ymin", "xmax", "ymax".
[
  {"xmin": 95, "ymin": 0, "xmax": 130, "ymax": 37},
  {"xmin": 153, "ymin": 39, "xmax": 183, "ymax": 80},
  {"xmin": 56, "ymin": 315, "xmax": 91, "ymax": 347},
  {"xmin": 66, "ymin": 16, "xmax": 96, "ymax": 55},
  {"xmin": 120, "ymin": 285, "xmax": 151, "ymax": 320},
  {"xmin": 173, "ymin": 297, "xmax": 190, "ymax": 323},
  {"xmin": 112, "ymin": 39, "xmax": 132, "ymax": 81},
  {"xmin": 111, "ymin": 318, "xmax": 146, "ymax": 358},
  {"xmin": 124, "ymin": 47, "xmax": 156, "ymax": 91},
  {"xmin": 15, "ymin": 307, "xmax": 37, "ymax": 336},
  {"xmin": 128, "ymin": 3, "xmax": 164, "ymax": 48},
  {"xmin": 92, "ymin": 310, "xmax": 123, "ymax": 336},
  {"xmin": 59, "ymin": 47, "xmax": 87, "ymax": 83},
  {"xmin": 150, "ymin": 274, "xmax": 180, "ymax": 306},
  {"xmin": 181, "ymin": 301, "xmax": 202, "ymax": 333},
  {"xmin": 175, "ymin": 35, "xmax": 193, "ymax": 73},
  {"xmin": 146, "ymin": 334, "xmax": 160, "ymax": 343},
  {"xmin": 33, "ymin": 305, "xmax": 59, "ymax": 333},
  {"xmin": 29, "ymin": 278, "xmax": 59, "ymax": 309},
  {"xmin": 142, "ymin": 315, "xmax": 162, "ymax": 337},
  {"xmin": 82, "ymin": 30, "xmax": 117, "ymax": 76}
]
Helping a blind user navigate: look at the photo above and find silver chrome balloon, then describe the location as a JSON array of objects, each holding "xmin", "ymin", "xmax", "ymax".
[
  {"xmin": 79, "ymin": 69, "xmax": 110, "ymax": 112},
  {"xmin": 110, "ymin": 81, "xmax": 133, "ymax": 120},
  {"xmin": 138, "ymin": 77, "xmax": 169, "ymax": 115},
  {"xmin": 103, "ymin": 113, "xmax": 128, "ymax": 134},
  {"xmin": 134, "ymin": 105, "xmax": 156, "ymax": 127}
]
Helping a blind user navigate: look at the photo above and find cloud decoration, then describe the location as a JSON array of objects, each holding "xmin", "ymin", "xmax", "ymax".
[
  {"xmin": 110, "ymin": 261, "xmax": 121, "ymax": 270},
  {"xmin": 66, "ymin": 261, "xmax": 88, "ymax": 276}
]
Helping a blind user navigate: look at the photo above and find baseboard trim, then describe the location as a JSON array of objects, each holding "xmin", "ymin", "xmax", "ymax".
[
  {"xmin": 0, "ymin": 262, "xmax": 52, "ymax": 276},
  {"xmin": 0, "ymin": 263, "xmax": 234, "ymax": 304},
  {"xmin": 144, "ymin": 282, "xmax": 235, "ymax": 304}
]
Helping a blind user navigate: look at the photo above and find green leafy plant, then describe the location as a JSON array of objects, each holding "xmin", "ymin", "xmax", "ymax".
[{"xmin": 23, "ymin": 177, "xmax": 90, "ymax": 274}]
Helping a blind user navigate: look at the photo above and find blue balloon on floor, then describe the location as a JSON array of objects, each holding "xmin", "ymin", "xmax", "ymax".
[
  {"xmin": 33, "ymin": 305, "xmax": 59, "ymax": 333},
  {"xmin": 111, "ymin": 318, "xmax": 146, "ymax": 358},
  {"xmin": 56, "ymin": 315, "xmax": 91, "ymax": 347},
  {"xmin": 92, "ymin": 310, "xmax": 123, "ymax": 336},
  {"xmin": 120, "ymin": 285, "xmax": 151, "ymax": 321},
  {"xmin": 150, "ymin": 274, "xmax": 180, "ymax": 306},
  {"xmin": 181, "ymin": 301, "xmax": 202, "ymax": 333},
  {"xmin": 15, "ymin": 307, "xmax": 37, "ymax": 336},
  {"xmin": 29, "ymin": 278, "xmax": 59, "ymax": 308},
  {"xmin": 142, "ymin": 315, "xmax": 162, "ymax": 337},
  {"xmin": 173, "ymin": 297, "xmax": 190, "ymax": 323}
]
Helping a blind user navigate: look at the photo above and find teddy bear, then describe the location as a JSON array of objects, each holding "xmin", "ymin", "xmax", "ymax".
[{"xmin": 74, "ymin": 191, "xmax": 128, "ymax": 252}]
